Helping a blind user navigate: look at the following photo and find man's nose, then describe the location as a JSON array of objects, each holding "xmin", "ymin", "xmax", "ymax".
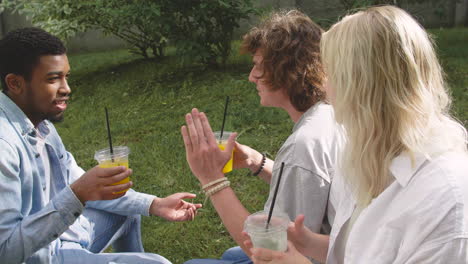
[{"xmin": 60, "ymin": 80, "xmax": 71, "ymax": 95}]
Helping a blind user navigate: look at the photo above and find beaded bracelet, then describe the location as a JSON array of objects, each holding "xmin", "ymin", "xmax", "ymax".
[
  {"xmin": 253, "ymin": 153, "xmax": 266, "ymax": 176},
  {"xmin": 205, "ymin": 180, "xmax": 231, "ymax": 197}
]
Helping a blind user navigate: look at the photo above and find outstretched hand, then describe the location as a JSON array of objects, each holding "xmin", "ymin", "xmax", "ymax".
[
  {"xmin": 181, "ymin": 108, "xmax": 236, "ymax": 185},
  {"xmin": 150, "ymin": 192, "xmax": 202, "ymax": 222}
]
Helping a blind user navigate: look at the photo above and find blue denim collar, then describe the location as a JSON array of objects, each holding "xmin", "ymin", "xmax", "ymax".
[{"xmin": 0, "ymin": 91, "xmax": 50, "ymax": 138}]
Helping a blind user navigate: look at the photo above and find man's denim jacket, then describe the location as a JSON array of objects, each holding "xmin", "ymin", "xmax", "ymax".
[{"xmin": 0, "ymin": 92, "xmax": 155, "ymax": 263}]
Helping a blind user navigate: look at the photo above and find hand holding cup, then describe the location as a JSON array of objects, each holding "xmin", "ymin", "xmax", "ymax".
[{"xmin": 70, "ymin": 165, "xmax": 133, "ymax": 204}]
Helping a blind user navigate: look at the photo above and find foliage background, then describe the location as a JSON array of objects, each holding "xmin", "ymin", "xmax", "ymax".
[{"xmin": 0, "ymin": 0, "xmax": 256, "ymax": 64}]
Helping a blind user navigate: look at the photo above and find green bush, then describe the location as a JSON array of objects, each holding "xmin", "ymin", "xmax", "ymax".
[
  {"xmin": 0, "ymin": 0, "xmax": 170, "ymax": 59},
  {"xmin": 170, "ymin": 0, "xmax": 257, "ymax": 66},
  {"xmin": 0, "ymin": 0, "xmax": 257, "ymax": 64}
]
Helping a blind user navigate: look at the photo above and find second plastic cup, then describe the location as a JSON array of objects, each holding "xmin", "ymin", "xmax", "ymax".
[
  {"xmin": 214, "ymin": 131, "xmax": 233, "ymax": 174},
  {"xmin": 94, "ymin": 146, "xmax": 130, "ymax": 194},
  {"xmin": 244, "ymin": 210, "xmax": 289, "ymax": 252}
]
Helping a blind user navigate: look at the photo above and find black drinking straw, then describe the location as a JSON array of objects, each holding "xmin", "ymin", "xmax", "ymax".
[
  {"xmin": 220, "ymin": 96, "xmax": 230, "ymax": 139},
  {"xmin": 266, "ymin": 162, "xmax": 285, "ymax": 229},
  {"xmin": 105, "ymin": 107, "xmax": 114, "ymax": 161}
]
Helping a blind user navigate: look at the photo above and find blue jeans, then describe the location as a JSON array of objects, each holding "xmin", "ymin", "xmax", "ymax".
[
  {"xmin": 184, "ymin": 246, "xmax": 252, "ymax": 264},
  {"xmin": 57, "ymin": 208, "xmax": 171, "ymax": 264}
]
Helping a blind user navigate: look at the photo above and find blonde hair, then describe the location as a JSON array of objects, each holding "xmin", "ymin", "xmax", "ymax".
[{"xmin": 321, "ymin": 6, "xmax": 467, "ymax": 205}]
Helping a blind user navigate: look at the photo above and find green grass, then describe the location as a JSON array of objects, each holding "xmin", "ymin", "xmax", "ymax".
[
  {"xmin": 57, "ymin": 29, "xmax": 468, "ymax": 263},
  {"xmin": 430, "ymin": 28, "xmax": 468, "ymax": 127}
]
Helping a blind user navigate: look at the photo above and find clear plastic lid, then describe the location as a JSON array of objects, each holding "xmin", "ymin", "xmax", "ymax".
[
  {"xmin": 214, "ymin": 131, "xmax": 232, "ymax": 143},
  {"xmin": 94, "ymin": 146, "xmax": 130, "ymax": 162},
  {"xmin": 244, "ymin": 210, "xmax": 289, "ymax": 234}
]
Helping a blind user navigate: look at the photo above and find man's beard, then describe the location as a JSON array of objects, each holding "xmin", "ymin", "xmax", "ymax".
[{"xmin": 47, "ymin": 112, "xmax": 65, "ymax": 123}]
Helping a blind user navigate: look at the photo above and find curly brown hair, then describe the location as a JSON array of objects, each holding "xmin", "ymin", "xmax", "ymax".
[{"xmin": 241, "ymin": 10, "xmax": 325, "ymax": 112}]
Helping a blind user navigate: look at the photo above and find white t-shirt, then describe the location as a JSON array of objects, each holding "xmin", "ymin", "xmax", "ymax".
[{"xmin": 327, "ymin": 151, "xmax": 468, "ymax": 263}]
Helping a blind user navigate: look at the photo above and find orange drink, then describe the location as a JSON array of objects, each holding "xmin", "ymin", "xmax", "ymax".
[
  {"xmin": 214, "ymin": 131, "xmax": 233, "ymax": 174},
  {"xmin": 94, "ymin": 146, "xmax": 130, "ymax": 194}
]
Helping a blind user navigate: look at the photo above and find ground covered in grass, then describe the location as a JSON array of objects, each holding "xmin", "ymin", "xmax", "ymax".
[
  {"xmin": 430, "ymin": 27, "xmax": 468, "ymax": 126},
  {"xmin": 58, "ymin": 29, "xmax": 467, "ymax": 263}
]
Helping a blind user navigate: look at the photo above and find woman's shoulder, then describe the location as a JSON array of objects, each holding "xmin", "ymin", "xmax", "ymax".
[{"xmin": 402, "ymin": 152, "xmax": 468, "ymax": 235}]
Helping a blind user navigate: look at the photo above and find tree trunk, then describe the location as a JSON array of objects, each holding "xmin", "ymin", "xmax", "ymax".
[
  {"xmin": 466, "ymin": 0, "xmax": 468, "ymax": 26},
  {"xmin": 447, "ymin": 0, "xmax": 457, "ymax": 27}
]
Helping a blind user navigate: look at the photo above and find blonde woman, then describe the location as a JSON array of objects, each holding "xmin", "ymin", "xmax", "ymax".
[{"xmin": 246, "ymin": 5, "xmax": 468, "ymax": 264}]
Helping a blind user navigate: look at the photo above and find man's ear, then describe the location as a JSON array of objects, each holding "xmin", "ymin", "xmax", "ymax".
[{"xmin": 5, "ymin": 73, "xmax": 26, "ymax": 95}]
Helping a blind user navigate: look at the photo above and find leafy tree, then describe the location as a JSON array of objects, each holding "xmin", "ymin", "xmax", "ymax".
[
  {"xmin": 0, "ymin": 0, "xmax": 171, "ymax": 59},
  {"xmin": 171, "ymin": 0, "xmax": 256, "ymax": 66},
  {"xmin": 338, "ymin": 0, "xmax": 456, "ymax": 20},
  {"xmin": 0, "ymin": 0, "xmax": 257, "ymax": 64},
  {"xmin": 169, "ymin": 0, "xmax": 257, "ymax": 66}
]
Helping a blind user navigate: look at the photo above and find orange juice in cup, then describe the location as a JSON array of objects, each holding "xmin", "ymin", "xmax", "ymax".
[
  {"xmin": 214, "ymin": 131, "xmax": 233, "ymax": 174},
  {"xmin": 94, "ymin": 146, "xmax": 130, "ymax": 194}
]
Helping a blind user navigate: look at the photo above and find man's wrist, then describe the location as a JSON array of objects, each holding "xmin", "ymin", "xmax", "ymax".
[
  {"xmin": 70, "ymin": 181, "xmax": 86, "ymax": 205},
  {"xmin": 150, "ymin": 197, "xmax": 162, "ymax": 216},
  {"xmin": 248, "ymin": 151, "xmax": 264, "ymax": 174}
]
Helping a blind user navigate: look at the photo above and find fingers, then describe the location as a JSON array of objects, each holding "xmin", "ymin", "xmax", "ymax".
[
  {"xmin": 172, "ymin": 192, "xmax": 197, "ymax": 200},
  {"xmin": 95, "ymin": 165, "xmax": 127, "ymax": 178},
  {"xmin": 242, "ymin": 231, "xmax": 251, "ymax": 240},
  {"xmin": 184, "ymin": 200, "xmax": 202, "ymax": 211},
  {"xmin": 234, "ymin": 141, "xmax": 242, "ymax": 151},
  {"xmin": 104, "ymin": 181, "xmax": 133, "ymax": 194},
  {"xmin": 191, "ymin": 108, "xmax": 205, "ymax": 142},
  {"xmin": 99, "ymin": 181, "xmax": 133, "ymax": 200},
  {"xmin": 224, "ymin": 132, "xmax": 237, "ymax": 154},
  {"xmin": 189, "ymin": 207, "xmax": 196, "ymax": 221},
  {"xmin": 244, "ymin": 239, "xmax": 253, "ymax": 249},
  {"xmin": 102, "ymin": 168, "xmax": 132, "ymax": 185},
  {"xmin": 242, "ymin": 231, "xmax": 253, "ymax": 249},
  {"xmin": 181, "ymin": 125, "xmax": 192, "ymax": 153},
  {"xmin": 175, "ymin": 204, "xmax": 200, "ymax": 222},
  {"xmin": 251, "ymin": 247, "xmax": 284, "ymax": 263},
  {"xmin": 288, "ymin": 214, "xmax": 305, "ymax": 238},
  {"xmin": 294, "ymin": 214, "xmax": 306, "ymax": 231},
  {"xmin": 185, "ymin": 112, "xmax": 199, "ymax": 147},
  {"xmin": 286, "ymin": 241, "xmax": 297, "ymax": 253},
  {"xmin": 106, "ymin": 192, "xmax": 127, "ymax": 200},
  {"xmin": 199, "ymin": 112, "xmax": 216, "ymax": 146}
]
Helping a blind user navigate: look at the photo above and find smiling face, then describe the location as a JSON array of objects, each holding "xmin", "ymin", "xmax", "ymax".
[
  {"xmin": 20, "ymin": 54, "xmax": 71, "ymax": 125},
  {"xmin": 248, "ymin": 50, "xmax": 288, "ymax": 108}
]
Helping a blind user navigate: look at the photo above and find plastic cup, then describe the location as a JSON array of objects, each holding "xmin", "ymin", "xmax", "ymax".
[
  {"xmin": 214, "ymin": 131, "xmax": 233, "ymax": 174},
  {"xmin": 94, "ymin": 146, "xmax": 130, "ymax": 194},
  {"xmin": 244, "ymin": 210, "xmax": 289, "ymax": 252}
]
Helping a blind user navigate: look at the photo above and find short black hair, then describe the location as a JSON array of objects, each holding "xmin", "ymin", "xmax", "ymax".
[{"xmin": 0, "ymin": 27, "xmax": 66, "ymax": 91}]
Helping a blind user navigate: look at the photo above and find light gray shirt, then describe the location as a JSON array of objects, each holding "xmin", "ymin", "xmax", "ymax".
[{"xmin": 264, "ymin": 102, "xmax": 342, "ymax": 234}]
